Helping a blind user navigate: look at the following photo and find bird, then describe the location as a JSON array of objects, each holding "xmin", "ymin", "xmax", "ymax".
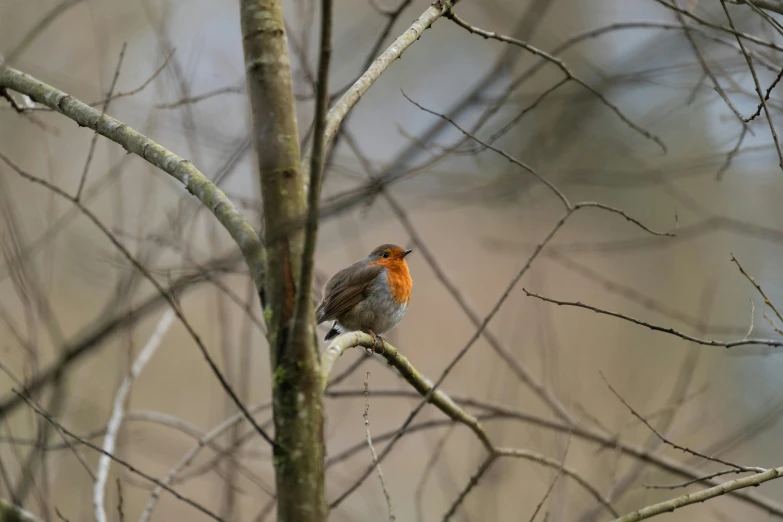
[{"xmin": 316, "ymin": 244, "xmax": 413, "ymax": 347}]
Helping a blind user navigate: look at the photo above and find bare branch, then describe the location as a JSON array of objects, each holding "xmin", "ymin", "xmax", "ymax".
[
  {"xmin": 727, "ymin": 0, "xmax": 783, "ymax": 16},
  {"xmin": 601, "ymin": 373, "xmax": 765, "ymax": 474},
  {"xmin": 154, "ymin": 84, "xmax": 244, "ymax": 109},
  {"xmin": 670, "ymin": 0, "xmax": 752, "ymax": 129},
  {"xmin": 611, "ymin": 467, "xmax": 783, "ymax": 522},
  {"xmin": 93, "ymin": 309, "xmax": 175, "ymax": 522},
  {"xmin": 523, "ymin": 288, "xmax": 783, "ymax": 348},
  {"xmin": 76, "ymin": 43, "xmax": 127, "ymax": 201},
  {"xmin": 651, "ymin": 0, "xmax": 783, "ymax": 52},
  {"xmin": 442, "ymin": 454, "xmax": 496, "ymax": 521},
  {"xmin": 402, "ymin": 91, "xmax": 571, "ymax": 209},
  {"xmin": 293, "ymin": 0, "xmax": 333, "ymax": 352},
  {"xmin": 719, "ymin": 0, "xmax": 783, "ymax": 169},
  {"xmin": 363, "ymin": 373, "xmax": 395, "ymax": 522},
  {"xmin": 322, "ymin": 0, "xmax": 461, "ymax": 148},
  {"xmin": 731, "ymin": 253, "xmax": 783, "ymax": 324}
]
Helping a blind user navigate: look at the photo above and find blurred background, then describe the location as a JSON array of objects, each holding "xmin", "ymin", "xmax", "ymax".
[{"xmin": 2, "ymin": 0, "xmax": 783, "ymax": 520}]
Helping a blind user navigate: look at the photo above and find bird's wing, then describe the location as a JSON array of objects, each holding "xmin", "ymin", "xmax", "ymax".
[{"xmin": 316, "ymin": 262, "xmax": 383, "ymax": 324}]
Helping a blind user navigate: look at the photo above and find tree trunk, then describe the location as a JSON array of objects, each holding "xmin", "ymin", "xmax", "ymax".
[{"xmin": 238, "ymin": 1, "xmax": 326, "ymax": 521}]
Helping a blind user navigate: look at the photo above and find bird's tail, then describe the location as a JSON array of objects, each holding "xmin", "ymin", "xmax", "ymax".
[{"xmin": 323, "ymin": 322, "xmax": 341, "ymax": 341}]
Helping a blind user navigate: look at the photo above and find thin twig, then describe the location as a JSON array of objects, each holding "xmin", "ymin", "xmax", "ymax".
[
  {"xmin": 441, "ymin": 454, "xmax": 497, "ymax": 521},
  {"xmin": 730, "ymin": 253, "xmax": 783, "ymax": 323},
  {"xmin": 726, "ymin": 0, "xmax": 783, "ymax": 17},
  {"xmin": 415, "ymin": 427, "xmax": 455, "ymax": 522},
  {"xmin": 671, "ymin": 0, "xmax": 752, "ymax": 130},
  {"xmin": 523, "ymin": 288, "xmax": 783, "ymax": 348},
  {"xmin": 528, "ymin": 440, "xmax": 570, "ymax": 522},
  {"xmin": 116, "ymin": 479, "xmax": 124, "ymax": 522},
  {"xmin": 717, "ymin": 126, "xmax": 748, "ymax": 180},
  {"xmin": 76, "ymin": 43, "xmax": 127, "ymax": 201},
  {"xmin": 293, "ymin": 0, "xmax": 332, "ymax": 344},
  {"xmin": 644, "ymin": 469, "xmax": 754, "ymax": 490},
  {"xmin": 363, "ymin": 372, "xmax": 395, "ymax": 522},
  {"xmin": 744, "ymin": 300, "xmax": 756, "ymax": 340},
  {"xmin": 763, "ymin": 312, "xmax": 783, "ymax": 335},
  {"xmin": 600, "ymin": 373, "xmax": 764, "ymax": 474},
  {"xmin": 650, "ymin": 0, "xmax": 783, "ymax": 52},
  {"xmin": 719, "ymin": 0, "xmax": 783, "ymax": 169},
  {"xmin": 154, "ymin": 84, "xmax": 244, "ymax": 109},
  {"xmin": 402, "ymin": 91, "xmax": 571, "ymax": 209},
  {"xmin": 745, "ymin": 64, "xmax": 783, "ymax": 122}
]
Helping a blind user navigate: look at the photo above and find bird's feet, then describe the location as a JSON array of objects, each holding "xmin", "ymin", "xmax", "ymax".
[{"xmin": 366, "ymin": 330, "xmax": 386, "ymax": 355}]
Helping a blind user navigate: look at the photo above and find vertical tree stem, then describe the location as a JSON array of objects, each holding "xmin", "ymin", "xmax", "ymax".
[{"xmin": 238, "ymin": 1, "xmax": 326, "ymax": 520}]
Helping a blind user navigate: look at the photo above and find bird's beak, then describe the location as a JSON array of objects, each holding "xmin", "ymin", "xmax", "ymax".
[{"xmin": 401, "ymin": 249, "xmax": 413, "ymax": 258}]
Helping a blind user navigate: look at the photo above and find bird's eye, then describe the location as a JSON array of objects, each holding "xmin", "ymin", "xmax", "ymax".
[{"xmin": 382, "ymin": 252, "xmax": 390, "ymax": 258}]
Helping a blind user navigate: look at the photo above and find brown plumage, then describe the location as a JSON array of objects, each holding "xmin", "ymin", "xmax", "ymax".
[{"xmin": 316, "ymin": 244, "xmax": 413, "ymax": 343}]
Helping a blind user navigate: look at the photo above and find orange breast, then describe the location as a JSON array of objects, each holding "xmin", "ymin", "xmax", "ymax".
[
  {"xmin": 386, "ymin": 262, "xmax": 412, "ymax": 304},
  {"xmin": 370, "ymin": 258, "xmax": 412, "ymax": 304}
]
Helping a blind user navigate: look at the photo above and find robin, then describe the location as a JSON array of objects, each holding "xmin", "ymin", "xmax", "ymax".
[{"xmin": 316, "ymin": 244, "xmax": 413, "ymax": 346}]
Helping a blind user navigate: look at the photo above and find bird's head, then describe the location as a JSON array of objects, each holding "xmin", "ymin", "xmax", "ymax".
[{"xmin": 367, "ymin": 244, "xmax": 413, "ymax": 269}]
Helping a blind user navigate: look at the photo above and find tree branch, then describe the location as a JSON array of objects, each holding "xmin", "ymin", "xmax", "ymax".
[
  {"xmin": 321, "ymin": 0, "xmax": 461, "ymax": 149},
  {"xmin": 728, "ymin": 0, "xmax": 783, "ymax": 16},
  {"xmin": 611, "ymin": 466, "xmax": 783, "ymax": 522},
  {"xmin": 0, "ymin": 66, "xmax": 265, "ymax": 287},
  {"xmin": 523, "ymin": 289, "xmax": 783, "ymax": 348}
]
